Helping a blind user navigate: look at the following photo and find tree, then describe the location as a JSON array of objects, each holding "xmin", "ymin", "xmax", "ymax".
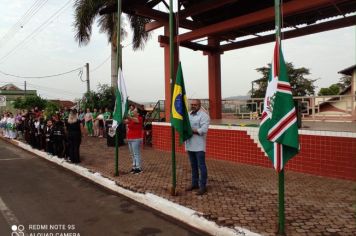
[
  {"xmin": 74, "ymin": 0, "xmax": 151, "ymax": 88},
  {"xmin": 318, "ymin": 75, "xmax": 351, "ymax": 96},
  {"xmin": 337, "ymin": 75, "xmax": 351, "ymax": 91},
  {"xmin": 82, "ymin": 91, "xmax": 100, "ymax": 111},
  {"xmin": 97, "ymin": 84, "xmax": 115, "ymax": 110},
  {"xmin": 318, "ymin": 84, "xmax": 340, "ymax": 96},
  {"xmin": 44, "ymin": 101, "xmax": 60, "ymax": 119},
  {"xmin": 81, "ymin": 84, "xmax": 115, "ymax": 111},
  {"xmin": 13, "ymin": 95, "xmax": 47, "ymax": 110},
  {"xmin": 251, "ymin": 62, "xmax": 316, "ymax": 98}
]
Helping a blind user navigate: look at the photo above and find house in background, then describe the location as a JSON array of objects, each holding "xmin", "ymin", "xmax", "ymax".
[
  {"xmin": 49, "ymin": 100, "xmax": 75, "ymax": 110},
  {"xmin": 312, "ymin": 65, "xmax": 356, "ymax": 120},
  {"xmin": 0, "ymin": 83, "xmax": 37, "ymax": 113},
  {"xmin": 339, "ymin": 65, "xmax": 356, "ymax": 120}
]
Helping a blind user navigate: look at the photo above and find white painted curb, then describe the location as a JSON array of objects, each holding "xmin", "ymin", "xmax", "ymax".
[{"xmin": 8, "ymin": 138, "xmax": 261, "ymax": 236}]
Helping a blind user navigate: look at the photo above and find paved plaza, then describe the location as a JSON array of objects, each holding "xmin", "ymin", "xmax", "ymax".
[{"xmin": 79, "ymin": 135, "xmax": 356, "ymax": 236}]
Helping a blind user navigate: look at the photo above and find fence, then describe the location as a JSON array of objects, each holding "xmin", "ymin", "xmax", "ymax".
[{"xmin": 148, "ymin": 95, "xmax": 356, "ymax": 122}]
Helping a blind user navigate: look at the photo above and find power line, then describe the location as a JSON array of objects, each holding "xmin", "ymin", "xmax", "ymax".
[
  {"xmin": 0, "ymin": 0, "xmax": 72, "ymax": 64},
  {"xmin": 89, "ymin": 44, "xmax": 133, "ymax": 73},
  {"xmin": 0, "ymin": 0, "xmax": 49, "ymax": 48},
  {"xmin": 0, "ymin": 81, "xmax": 81, "ymax": 98},
  {"xmin": 37, "ymin": 91, "xmax": 71, "ymax": 100},
  {"xmin": 90, "ymin": 56, "xmax": 111, "ymax": 73},
  {"xmin": 26, "ymin": 82, "xmax": 81, "ymax": 96},
  {"xmin": 0, "ymin": 66, "xmax": 83, "ymax": 79}
]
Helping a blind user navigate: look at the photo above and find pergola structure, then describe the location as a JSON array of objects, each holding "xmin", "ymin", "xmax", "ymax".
[{"xmin": 101, "ymin": 0, "xmax": 356, "ymax": 120}]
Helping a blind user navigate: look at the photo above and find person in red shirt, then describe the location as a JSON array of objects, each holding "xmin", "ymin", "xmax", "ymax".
[{"xmin": 124, "ymin": 105, "xmax": 143, "ymax": 174}]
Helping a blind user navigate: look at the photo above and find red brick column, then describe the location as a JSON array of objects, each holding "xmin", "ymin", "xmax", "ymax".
[{"xmin": 207, "ymin": 38, "xmax": 222, "ymax": 119}]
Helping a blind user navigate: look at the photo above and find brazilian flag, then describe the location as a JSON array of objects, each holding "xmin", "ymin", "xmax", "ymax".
[{"xmin": 171, "ymin": 62, "xmax": 192, "ymax": 144}]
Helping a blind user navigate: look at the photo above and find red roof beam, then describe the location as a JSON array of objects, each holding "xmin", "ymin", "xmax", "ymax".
[{"xmin": 158, "ymin": 35, "xmax": 216, "ymax": 52}]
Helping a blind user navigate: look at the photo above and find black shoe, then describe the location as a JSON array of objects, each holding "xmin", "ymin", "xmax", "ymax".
[
  {"xmin": 134, "ymin": 169, "xmax": 142, "ymax": 174},
  {"xmin": 130, "ymin": 168, "xmax": 136, "ymax": 174},
  {"xmin": 185, "ymin": 185, "xmax": 199, "ymax": 191},
  {"xmin": 196, "ymin": 187, "xmax": 207, "ymax": 195}
]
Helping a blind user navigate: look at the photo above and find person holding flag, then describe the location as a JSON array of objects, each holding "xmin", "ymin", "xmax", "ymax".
[
  {"xmin": 171, "ymin": 62, "xmax": 210, "ymax": 195},
  {"xmin": 124, "ymin": 104, "xmax": 143, "ymax": 174},
  {"xmin": 185, "ymin": 99, "xmax": 210, "ymax": 195},
  {"xmin": 112, "ymin": 67, "xmax": 129, "ymax": 175}
]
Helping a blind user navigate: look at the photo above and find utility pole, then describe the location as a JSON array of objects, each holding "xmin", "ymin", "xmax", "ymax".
[
  {"xmin": 24, "ymin": 81, "xmax": 27, "ymax": 96},
  {"xmin": 85, "ymin": 63, "xmax": 90, "ymax": 93}
]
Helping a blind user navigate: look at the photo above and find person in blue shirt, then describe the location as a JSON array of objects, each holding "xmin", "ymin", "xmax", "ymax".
[{"xmin": 185, "ymin": 99, "xmax": 210, "ymax": 195}]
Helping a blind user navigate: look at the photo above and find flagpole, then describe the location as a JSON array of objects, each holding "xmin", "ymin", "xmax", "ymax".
[
  {"xmin": 275, "ymin": 0, "xmax": 285, "ymax": 234},
  {"xmin": 169, "ymin": 0, "xmax": 177, "ymax": 195},
  {"xmin": 115, "ymin": 0, "xmax": 122, "ymax": 176}
]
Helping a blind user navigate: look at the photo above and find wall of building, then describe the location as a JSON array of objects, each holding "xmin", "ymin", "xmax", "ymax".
[
  {"xmin": 0, "ymin": 90, "xmax": 37, "ymax": 113},
  {"xmin": 152, "ymin": 123, "xmax": 356, "ymax": 181}
]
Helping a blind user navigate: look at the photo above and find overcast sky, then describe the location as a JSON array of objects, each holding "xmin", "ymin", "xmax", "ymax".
[{"xmin": 0, "ymin": 0, "xmax": 355, "ymax": 103}]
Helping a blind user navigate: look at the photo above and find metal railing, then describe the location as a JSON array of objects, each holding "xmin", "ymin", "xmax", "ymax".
[
  {"xmin": 143, "ymin": 100, "xmax": 165, "ymax": 145},
  {"xmin": 150, "ymin": 95, "xmax": 356, "ymax": 122}
]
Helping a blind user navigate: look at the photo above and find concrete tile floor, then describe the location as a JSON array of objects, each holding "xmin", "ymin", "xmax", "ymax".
[{"xmin": 79, "ymin": 136, "xmax": 356, "ymax": 236}]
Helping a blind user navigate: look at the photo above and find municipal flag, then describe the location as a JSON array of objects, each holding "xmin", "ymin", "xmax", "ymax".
[
  {"xmin": 258, "ymin": 41, "xmax": 299, "ymax": 171},
  {"xmin": 171, "ymin": 62, "xmax": 192, "ymax": 144},
  {"xmin": 112, "ymin": 67, "xmax": 128, "ymax": 132}
]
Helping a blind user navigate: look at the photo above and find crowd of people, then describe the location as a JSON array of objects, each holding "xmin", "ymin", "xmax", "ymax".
[
  {"xmin": 0, "ymin": 106, "xmax": 145, "ymax": 170},
  {"xmin": 0, "ymin": 107, "xmax": 114, "ymax": 164},
  {"xmin": 1, "ymin": 100, "xmax": 211, "ymax": 194}
]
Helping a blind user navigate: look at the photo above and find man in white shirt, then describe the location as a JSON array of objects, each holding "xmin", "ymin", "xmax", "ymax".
[{"xmin": 185, "ymin": 99, "xmax": 210, "ymax": 195}]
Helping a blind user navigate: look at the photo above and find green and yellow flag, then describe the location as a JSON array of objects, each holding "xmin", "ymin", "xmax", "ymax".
[{"xmin": 171, "ymin": 62, "xmax": 192, "ymax": 144}]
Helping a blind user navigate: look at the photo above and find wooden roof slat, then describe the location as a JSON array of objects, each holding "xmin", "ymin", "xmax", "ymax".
[
  {"xmin": 177, "ymin": 0, "xmax": 349, "ymax": 43},
  {"xmin": 147, "ymin": 0, "xmax": 164, "ymax": 8},
  {"xmin": 133, "ymin": 6, "xmax": 199, "ymax": 30},
  {"xmin": 179, "ymin": 0, "xmax": 239, "ymax": 19},
  {"xmin": 220, "ymin": 15, "xmax": 356, "ymax": 52},
  {"xmin": 145, "ymin": 0, "xmax": 238, "ymax": 32}
]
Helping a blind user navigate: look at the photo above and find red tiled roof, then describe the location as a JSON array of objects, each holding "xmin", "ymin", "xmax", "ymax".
[{"xmin": 49, "ymin": 100, "xmax": 75, "ymax": 108}]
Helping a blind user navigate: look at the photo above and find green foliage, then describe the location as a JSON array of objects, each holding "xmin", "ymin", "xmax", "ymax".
[
  {"xmin": 337, "ymin": 75, "xmax": 351, "ymax": 91},
  {"xmin": 81, "ymin": 84, "xmax": 115, "ymax": 111},
  {"xmin": 44, "ymin": 101, "xmax": 60, "ymax": 119},
  {"xmin": 73, "ymin": 0, "xmax": 150, "ymax": 50},
  {"xmin": 318, "ymin": 75, "xmax": 351, "ymax": 96},
  {"xmin": 82, "ymin": 91, "xmax": 99, "ymax": 110},
  {"xmin": 318, "ymin": 84, "xmax": 340, "ymax": 96},
  {"xmin": 97, "ymin": 84, "xmax": 115, "ymax": 110},
  {"xmin": 13, "ymin": 97, "xmax": 25, "ymax": 109},
  {"xmin": 13, "ymin": 95, "xmax": 47, "ymax": 110},
  {"xmin": 251, "ymin": 62, "xmax": 316, "ymax": 98}
]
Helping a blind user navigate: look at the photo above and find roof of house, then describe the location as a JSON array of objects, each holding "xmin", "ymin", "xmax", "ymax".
[
  {"xmin": 338, "ymin": 65, "xmax": 356, "ymax": 76},
  {"xmin": 0, "ymin": 83, "xmax": 21, "ymax": 91},
  {"xmin": 49, "ymin": 100, "xmax": 75, "ymax": 109}
]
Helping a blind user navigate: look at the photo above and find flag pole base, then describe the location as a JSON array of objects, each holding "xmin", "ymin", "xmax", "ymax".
[
  {"xmin": 170, "ymin": 185, "xmax": 178, "ymax": 196},
  {"xmin": 276, "ymin": 231, "xmax": 286, "ymax": 236}
]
